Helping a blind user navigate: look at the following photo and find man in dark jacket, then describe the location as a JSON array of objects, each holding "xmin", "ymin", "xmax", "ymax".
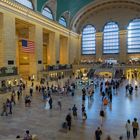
[
  {"xmin": 95, "ymin": 127, "xmax": 102, "ymax": 140},
  {"xmin": 66, "ymin": 113, "xmax": 72, "ymax": 130},
  {"xmin": 49, "ymin": 97, "xmax": 53, "ymax": 109}
]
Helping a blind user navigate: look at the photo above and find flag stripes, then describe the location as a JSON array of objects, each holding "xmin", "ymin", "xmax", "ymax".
[{"xmin": 21, "ymin": 39, "xmax": 35, "ymax": 53}]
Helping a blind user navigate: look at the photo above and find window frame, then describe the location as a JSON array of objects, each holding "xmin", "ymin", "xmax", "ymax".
[
  {"xmin": 102, "ymin": 21, "xmax": 120, "ymax": 54},
  {"xmin": 15, "ymin": 0, "xmax": 34, "ymax": 9},
  {"xmin": 42, "ymin": 6, "xmax": 54, "ymax": 20},
  {"xmin": 58, "ymin": 16, "xmax": 67, "ymax": 27},
  {"xmin": 81, "ymin": 24, "xmax": 96, "ymax": 55},
  {"xmin": 127, "ymin": 18, "xmax": 140, "ymax": 54}
]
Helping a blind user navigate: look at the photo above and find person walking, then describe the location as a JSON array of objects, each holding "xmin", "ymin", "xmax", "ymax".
[
  {"xmin": 109, "ymin": 93, "xmax": 112, "ymax": 103},
  {"xmin": 125, "ymin": 119, "xmax": 131, "ymax": 140},
  {"xmin": 6, "ymin": 99, "xmax": 12, "ymax": 114},
  {"xmin": 11, "ymin": 93, "xmax": 16, "ymax": 105},
  {"xmin": 8, "ymin": 100, "xmax": 13, "ymax": 114},
  {"xmin": 29, "ymin": 86, "xmax": 33, "ymax": 97},
  {"xmin": 72, "ymin": 104, "xmax": 77, "ymax": 119},
  {"xmin": 1, "ymin": 103, "xmax": 8, "ymax": 116},
  {"xmin": 49, "ymin": 96, "xmax": 53, "ymax": 109},
  {"xmin": 100, "ymin": 109, "xmax": 105, "ymax": 126},
  {"xmin": 58, "ymin": 97, "xmax": 62, "ymax": 110},
  {"xmin": 23, "ymin": 130, "xmax": 32, "ymax": 140},
  {"xmin": 66, "ymin": 113, "xmax": 72, "ymax": 130},
  {"xmin": 82, "ymin": 111, "xmax": 87, "ymax": 122},
  {"xmin": 17, "ymin": 90, "xmax": 20, "ymax": 100},
  {"xmin": 132, "ymin": 118, "xmax": 139, "ymax": 139},
  {"xmin": 81, "ymin": 104, "xmax": 85, "ymax": 115},
  {"xmin": 82, "ymin": 88, "xmax": 86, "ymax": 101},
  {"xmin": 95, "ymin": 127, "xmax": 102, "ymax": 140}
]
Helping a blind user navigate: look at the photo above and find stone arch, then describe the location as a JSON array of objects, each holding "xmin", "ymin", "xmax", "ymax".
[{"xmin": 70, "ymin": 0, "xmax": 140, "ymax": 33}]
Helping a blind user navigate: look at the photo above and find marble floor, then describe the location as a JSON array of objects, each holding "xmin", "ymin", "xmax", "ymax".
[{"xmin": 0, "ymin": 79, "xmax": 140, "ymax": 140}]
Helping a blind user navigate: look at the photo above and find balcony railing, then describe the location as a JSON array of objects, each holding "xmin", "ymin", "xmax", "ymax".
[
  {"xmin": 0, "ymin": 67, "xmax": 18, "ymax": 77},
  {"xmin": 42, "ymin": 64, "xmax": 72, "ymax": 71}
]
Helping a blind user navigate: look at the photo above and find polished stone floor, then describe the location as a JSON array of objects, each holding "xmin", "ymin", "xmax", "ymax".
[{"xmin": 0, "ymin": 79, "xmax": 140, "ymax": 140}]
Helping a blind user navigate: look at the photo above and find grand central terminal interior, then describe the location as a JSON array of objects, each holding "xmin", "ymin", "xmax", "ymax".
[{"xmin": 0, "ymin": 0, "xmax": 140, "ymax": 140}]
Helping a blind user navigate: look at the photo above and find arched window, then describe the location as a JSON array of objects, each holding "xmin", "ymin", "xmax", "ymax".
[
  {"xmin": 127, "ymin": 19, "xmax": 140, "ymax": 53},
  {"xmin": 42, "ymin": 7, "xmax": 53, "ymax": 20},
  {"xmin": 15, "ymin": 0, "xmax": 33, "ymax": 9},
  {"xmin": 59, "ymin": 17, "xmax": 67, "ymax": 27},
  {"xmin": 82, "ymin": 25, "xmax": 96, "ymax": 55},
  {"xmin": 103, "ymin": 22, "xmax": 119, "ymax": 54}
]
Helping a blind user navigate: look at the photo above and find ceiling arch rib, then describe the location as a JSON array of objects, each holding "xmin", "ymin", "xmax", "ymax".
[
  {"xmin": 56, "ymin": 0, "xmax": 93, "ymax": 21},
  {"xmin": 70, "ymin": 0, "xmax": 140, "ymax": 32},
  {"xmin": 37, "ymin": 0, "xmax": 48, "ymax": 12}
]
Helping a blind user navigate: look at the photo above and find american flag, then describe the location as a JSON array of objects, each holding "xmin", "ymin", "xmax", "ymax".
[{"xmin": 21, "ymin": 39, "xmax": 35, "ymax": 53}]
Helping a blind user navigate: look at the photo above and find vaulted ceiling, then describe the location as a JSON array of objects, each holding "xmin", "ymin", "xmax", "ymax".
[{"xmin": 37, "ymin": 0, "xmax": 93, "ymax": 20}]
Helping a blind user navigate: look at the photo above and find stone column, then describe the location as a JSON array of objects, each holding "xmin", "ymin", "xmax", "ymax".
[
  {"xmin": 68, "ymin": 34, "xmax": 79, "ymax": 64},
  {"xmin": 47, "ymin": 32, "xmax": 60, "ymax": 65},
  {"xmin": 28, "ymin": 26, "xmax": 37, "ymax": 77},
  {"xmin": 119, "ymin": 30, "xmax": 127, "ymax": 63},
  {"xmin": 67, "ymin": 37, "xmax": 70, "ymax": 64},
  {"xmin": 35, "ymin": 25, "xmax": 43, "ymax": 72},
  {"xmin": 60, "ymin": 36, "xmax": 69, "ymax": 64},
  {"xmin": 77, "ymin": 35, "xmax": 81, "ymax": 64},
  {"xmin": 3, "ymin": 13, "xmax": 16, "ymax": 67},
  {"xmin": 0, "ymin": 14, "xmax": 4, "ymax": 66},
  {"xmin": 55, "ymin": 32, "xmax": 60, "ymax": 64},
  {"xmin": 96, "ymin": 32, "xmax": 103, "ymax": 61},
  {"xmin": 47, "ymin": 32, "xmax": 56, "ymax": 65}
]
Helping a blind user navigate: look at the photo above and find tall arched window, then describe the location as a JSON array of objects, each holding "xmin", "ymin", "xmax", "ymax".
[
  {"xmin": 15, "ymin": 0, "xmax": 33, "ymax": 9},
  {"xmin": 127, "ymin": 19, "xmax": 140, "ymax": 53},
  {"xmin": 42, "ymin": 7, "xmax": 53, "ymax": 20},
  {"xmin": 59, "ymin": 17, "xmax": 67, "ymax": 27},
  {"xmin": 103, "ymin": 22, "xmax": 119, "ymax": 54},
  {"xmin": 82, "ymin": 25, "xmax": 96, "ymax": 55}
]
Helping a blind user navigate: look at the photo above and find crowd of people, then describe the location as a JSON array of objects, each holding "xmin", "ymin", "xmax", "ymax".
[{"xmin": 0, "ymin": 75, "xmax": 139, "ymax": 140}]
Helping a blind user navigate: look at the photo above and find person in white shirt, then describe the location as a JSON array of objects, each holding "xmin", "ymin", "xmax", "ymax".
[{"xmin": 125, "ymin": 119, "xmax": 131, "ymax": 140}]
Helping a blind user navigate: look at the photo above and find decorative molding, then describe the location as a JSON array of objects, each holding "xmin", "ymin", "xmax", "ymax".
[
  {"xmin": 71, "ymin": 0, "xmax": 140, "ymax": 32},
  {"xmin": 120, "ymin": 30, "xmax": 127, "ymax": 35},
  {"xmin": 0, "ymin": 0, "xmax": 79, "ymax": 37},
  {"xmin": 96, "ymin": 32, "xmax": 102, "ymax": 37}
]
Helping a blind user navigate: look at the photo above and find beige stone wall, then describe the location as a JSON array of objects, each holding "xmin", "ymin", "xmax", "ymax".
[
  {"xmin": 0, "ymin": 1, "xmax": 80, "ymax": 78},
  {"xmin": 3, "ymin": 12, "xmax": 16, "ymax": 66},
  {"xmin": 34, "ymin": 25, "xmax": 43, "ymax": 72},
  {"xmin": 95, "ymin": 32, "xmax": 102, "ymax": 61},
  {"xmin": 69, "ymin": 33, "xmax": 81, "ymax": 64},
  {"xmin": 60, "ymin": 36, "xmax": 69, "ymax": 64}
]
